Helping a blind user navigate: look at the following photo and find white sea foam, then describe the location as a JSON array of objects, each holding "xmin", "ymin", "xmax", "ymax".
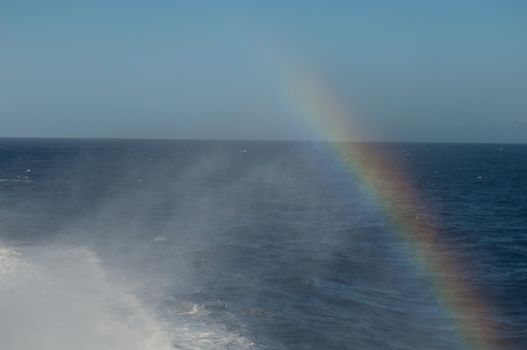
[
  {"xmin": 170, "ymin": 326, "xmax": 255, "ymax": 350},
  {"xmin": 0, "ymin": 243, "xmax": 258, "ymax": 350},
  {"xmin": 0, "ymin": 179, "xmax": 31, "ymax": 183},
  {"xmin": 0, "ymin": 243, "xmax": 172, "ymax": 350}
]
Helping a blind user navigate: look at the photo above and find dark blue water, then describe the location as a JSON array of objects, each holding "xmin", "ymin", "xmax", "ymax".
[{"xmin": 0, "ymin": 138, "xmax": 525, "ymax": 350}]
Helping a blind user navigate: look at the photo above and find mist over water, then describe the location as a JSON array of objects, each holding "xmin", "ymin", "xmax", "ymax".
[
  {"xmin": 0, "ymin": 244, "xmax": 173, "ymax": 350},
  {"xmin": 0, "ymin": 139, "xmax": 525, "ymax": 349}
]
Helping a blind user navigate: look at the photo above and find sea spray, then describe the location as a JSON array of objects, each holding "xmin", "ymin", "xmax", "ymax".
[{"xmin": 0, "ymin": 243, "xmax": 172, "ymax": 350}]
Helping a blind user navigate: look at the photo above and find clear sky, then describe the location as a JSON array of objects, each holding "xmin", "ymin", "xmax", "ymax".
[{"xmin": 1, "ymin": 0, "xmax": 526, "ymax": 142}]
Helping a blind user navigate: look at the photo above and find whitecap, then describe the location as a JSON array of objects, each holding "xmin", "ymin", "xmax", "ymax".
[{"xmin": 0, "ymin": 244, "xmax": 173, "ymax": 350}]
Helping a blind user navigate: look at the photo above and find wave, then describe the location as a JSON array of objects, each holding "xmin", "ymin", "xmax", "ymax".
[{"xmin": 0, "ymin": 243, "xmax": 256, "ymax": 350}]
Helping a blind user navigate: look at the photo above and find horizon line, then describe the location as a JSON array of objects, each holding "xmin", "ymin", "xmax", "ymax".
[{"xmin": 0, "ymin": 136, "xmax": 525, "ymax": 146}]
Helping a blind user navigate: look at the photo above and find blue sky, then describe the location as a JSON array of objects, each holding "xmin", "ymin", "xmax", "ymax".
[{"xmin": 1, "ymin": 0, "xmax": 526, "ymax": 142}]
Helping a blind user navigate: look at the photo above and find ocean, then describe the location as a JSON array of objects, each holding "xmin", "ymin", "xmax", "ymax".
[{"xmin": 0, "ymin": 138, "xmax": 525, "ymax": 350}]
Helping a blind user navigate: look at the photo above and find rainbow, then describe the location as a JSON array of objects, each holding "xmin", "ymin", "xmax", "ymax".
[{"xmin": 283, "ymin": 67, "xmax": 503, "ymax": 350}]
